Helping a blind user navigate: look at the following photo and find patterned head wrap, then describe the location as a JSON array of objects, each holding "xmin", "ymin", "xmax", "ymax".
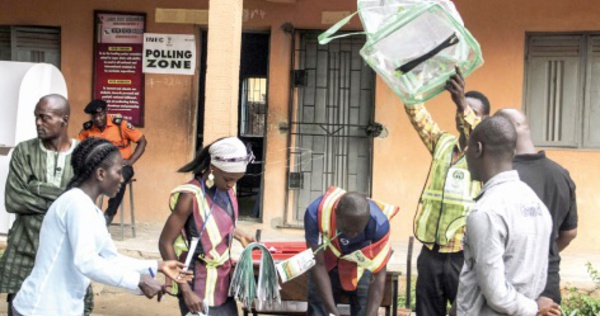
[{"xmin": 209, "ymin": 137, "xmax": 253, "ymax": 173}]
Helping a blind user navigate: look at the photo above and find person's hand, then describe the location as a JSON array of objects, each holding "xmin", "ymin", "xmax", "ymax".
[
  {"xmin": 236, "ymin": 229, "xmax": 257, "ymax": 248},
  {"xmin": 445, "ymin": 66, "xmax": 468, "ymax": 111},
  {"xmin": 157, "ymin": 260, "xmax": 193, "ymax": 284},
  {"xmin": 138, "ymin": 274, "xmax": 164, "ymax": 301},
  {"xmin": 181, "ymin": 287, "xmax": 206, "ymax": 314},
  {"xmin": 536, "ymin": 296, "xmax": 561, "ymax": 316}
]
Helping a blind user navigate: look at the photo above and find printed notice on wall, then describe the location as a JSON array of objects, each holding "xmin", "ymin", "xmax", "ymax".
[
  {"xmin": 142, "ymin": 33, "xmax": 196, "ymax": 75},
  {"xmin": 93, "ymin": 11, "xmax": 146, "ymax": 126}
]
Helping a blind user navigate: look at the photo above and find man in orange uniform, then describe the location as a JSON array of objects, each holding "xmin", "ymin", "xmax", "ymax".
[{"xmin": 78, "ymin": 99, "xmax": 147, "ymax": 225}]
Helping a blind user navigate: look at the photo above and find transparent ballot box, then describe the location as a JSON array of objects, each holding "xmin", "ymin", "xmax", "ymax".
[{"xmin": 320, "ymin": 0, "xmax": 483, "ymax": 105}]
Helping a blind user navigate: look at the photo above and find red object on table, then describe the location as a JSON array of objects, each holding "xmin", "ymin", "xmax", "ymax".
[{"xmin": 251, "ymin": 241, "xmax": 307, "ymax": 261}]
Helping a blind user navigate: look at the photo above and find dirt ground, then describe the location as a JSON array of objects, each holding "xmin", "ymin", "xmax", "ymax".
[
  {"xmin": 0, "ymin": 291, "xmax": 186, "ymax": 316},
  {"xmin": 0, "ymin": 290, "xmax": 258, "ymax": 316},
  {"xmin": 1, "ymin": 222, "xmax": 597, "ymax": 316}
]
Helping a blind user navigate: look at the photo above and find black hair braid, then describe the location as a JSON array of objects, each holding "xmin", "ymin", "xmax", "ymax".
[
  {"xmin": 66, "ymin": 138, "xmax": 119, "ymax": 190},
  {"xmin": 66, "ymin": 140, "xmax": 100, "ymax": 188}
]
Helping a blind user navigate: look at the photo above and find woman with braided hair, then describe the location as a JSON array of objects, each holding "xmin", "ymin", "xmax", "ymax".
[
  {"xmin": 12, "ymin": 138, "xmax": 192, "ymax": 316},
  {"xmin": 159, "ymin": 136, "xmax": 256, "ymax": 316}
]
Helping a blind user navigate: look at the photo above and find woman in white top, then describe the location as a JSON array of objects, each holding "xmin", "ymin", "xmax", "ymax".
[{"xmin": 12, "ymin": 138, "xmax": 191, "ymax": 316}]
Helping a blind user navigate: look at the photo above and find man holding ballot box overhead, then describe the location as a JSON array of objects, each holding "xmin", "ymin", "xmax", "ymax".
[{"xmin": 405, "ymin": 68, "xmax": 490, "ymax": 315}]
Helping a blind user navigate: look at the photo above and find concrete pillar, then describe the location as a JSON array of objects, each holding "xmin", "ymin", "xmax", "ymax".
[{"xmin": 203, "ymin": 0, "xmax": 243, "ymax": 143}]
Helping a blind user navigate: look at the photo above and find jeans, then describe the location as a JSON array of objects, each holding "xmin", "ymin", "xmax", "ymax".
[{"xmin": 307, "ymin": 267, "xmax": 371, "ymax": 316}]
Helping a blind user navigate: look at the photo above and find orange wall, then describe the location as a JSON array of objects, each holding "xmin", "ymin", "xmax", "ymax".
[
  {"xmin": 372, "ymin": 0, "xmax": 600, "ymax": 254},
  {"xmin": 0, "ymin": 0, "xmax": 205, "ymax": 224},
  {"xmin": 2, "ymin": 0, "xmax": 600, "ymax": 253}
]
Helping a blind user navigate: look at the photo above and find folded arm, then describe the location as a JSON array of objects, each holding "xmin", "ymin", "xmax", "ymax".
[{"xmin": 5, "ymin": 145, "xmax": 54, "ymax": 214}]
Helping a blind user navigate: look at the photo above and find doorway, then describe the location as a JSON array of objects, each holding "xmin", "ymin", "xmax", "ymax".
[{"xmin": 237, "ymin": 32, "xmax": 270, "ymax": 219}]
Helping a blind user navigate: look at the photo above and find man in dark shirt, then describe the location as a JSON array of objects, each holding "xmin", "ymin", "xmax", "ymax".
[{"xmin": 495, "ymin": 109, "xmax": 578, "ymax": 304}]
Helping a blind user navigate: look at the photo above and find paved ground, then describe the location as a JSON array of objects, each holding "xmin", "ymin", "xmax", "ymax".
[{"xmin": 1, "ymin": 221, "xmax": 599, "ymax": 315}]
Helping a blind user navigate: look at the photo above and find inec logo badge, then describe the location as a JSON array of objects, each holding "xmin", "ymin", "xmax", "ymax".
[{"xmin": 452, "ymin": 170, "xmax": 465, "ymax": 180}]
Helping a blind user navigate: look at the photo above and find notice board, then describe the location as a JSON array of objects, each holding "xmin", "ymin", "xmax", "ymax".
[{"xmin": 93, "ymin": 11, "xmax": 146, "ymax": 126}]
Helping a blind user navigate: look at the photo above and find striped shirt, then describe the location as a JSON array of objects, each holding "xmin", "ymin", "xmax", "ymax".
[{"xmin": 0, "ymin": 138, "xmax": 76, "ymax": 294}]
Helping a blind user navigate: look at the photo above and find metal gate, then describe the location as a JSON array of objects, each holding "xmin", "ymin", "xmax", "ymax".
[{"xmin": 285, "ymin": 30, "xmax": 376, "ymax": 224}]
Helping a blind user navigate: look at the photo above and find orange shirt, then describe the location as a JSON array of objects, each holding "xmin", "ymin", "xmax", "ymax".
[{"xmin": 77, "ymin": 115, "xmax": 143, "ymax": 160}]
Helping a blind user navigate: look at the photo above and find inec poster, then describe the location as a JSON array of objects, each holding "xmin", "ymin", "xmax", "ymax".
[{"xmin": 93, "ymin": 11, "xmax": 146, "ymax": 126}]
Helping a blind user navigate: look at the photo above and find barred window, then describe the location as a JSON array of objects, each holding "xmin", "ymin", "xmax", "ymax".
[
  {"xmin": 0, "ymin": 26, "xmax": 60, "ymax": 68},
  {"xmin": 239, "ymin": 77, "xmax": 267, "ymax": 137},
  {"xmin": 524, "ymin": 33, "xmax": 600, "ymax": 148}
]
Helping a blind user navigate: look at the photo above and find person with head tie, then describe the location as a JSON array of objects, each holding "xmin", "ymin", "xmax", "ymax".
[{"xmin": 159, "ymin": 137, "xmax": 257, "ymax": 316}]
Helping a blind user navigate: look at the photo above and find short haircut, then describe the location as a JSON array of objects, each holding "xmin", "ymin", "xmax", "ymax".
[
  {"xmin": 493, "ymin": 108, "xmax": 511, "ymax": 120},
  {"xmin": 493, "ymin": 108, "xmax": 525, "ymax": 127},
  {"xmin": 471, "ymin": 116, "xmax": 517, "ymax": 160},
  {"xmin": 465, "ymin": 90, "xmax": 491, "ymax": 115},
  {"xmin": 337, "ymin": 192, "xmax": 369, "ymax": 218},
  {"xmin": 40, "ymin": 94, "xmax": 70, "ymax": 117}
]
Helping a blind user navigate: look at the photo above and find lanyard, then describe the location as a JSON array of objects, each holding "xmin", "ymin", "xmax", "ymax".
[
  {"xmin": 315, "ymin": 231, "xmax": 341, "ymax": 254},
  {"xmin": 198, "ymin": 180, "xmax": 219, "ymax": 238}
]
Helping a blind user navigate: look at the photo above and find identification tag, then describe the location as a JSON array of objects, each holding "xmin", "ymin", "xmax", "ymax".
[
  {"xmin": 276, "ymin": 248, "xmax": 316, "ymax": 283},
  {"xmin": 444, "ymin": 167, "xmax": 471, "ymax": 197}
]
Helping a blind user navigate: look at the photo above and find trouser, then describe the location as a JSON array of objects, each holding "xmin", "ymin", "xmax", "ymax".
[
  {"xmin": 84, "ymin": 284, "xmax": 94, "ymax": 316},
  {"xmin": 8, "ymin": 284, "xmax": 94, "ymax": 316},
  {"xmin": 105, "ymin": 165, "xmax": 134, "ymax": 225},
  {"xmin": 416, "ymin": 245, "xmax": 464, "ymax": 316},
  {"xmin": 178, "ymin": 296, "xmax": 238, "ymax": 316},
  {"xmin": 7, "ymin": 293, "xmax": 15, "ymax": 316},
  {"xmin": 307, "ymin": 267, "xmax": 371, "ymax": 316},
  {"xmin": 11, "ymin": 306, "xmax": 23, "ymax": 316},
  {"xmin": 542, "ymin": 269, "xmax": 562, "ymax": 304}
]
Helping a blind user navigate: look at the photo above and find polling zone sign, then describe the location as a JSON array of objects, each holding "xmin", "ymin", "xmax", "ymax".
[{"xmin": 142, "ymin": 33, "xmax": 196, "ymax": 75}]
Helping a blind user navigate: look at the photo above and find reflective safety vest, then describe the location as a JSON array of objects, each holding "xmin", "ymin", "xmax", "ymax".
[
  {"xmin": 318, "ymin": 186, "xmax": 399, "ymax": 291},
  {"xmin": 169, "ymin": 179, "xmax": 238, "ymax": 307},
  {"xmin": 413, "ymin": 133, "xmax": 480, "ymax": 247}
]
